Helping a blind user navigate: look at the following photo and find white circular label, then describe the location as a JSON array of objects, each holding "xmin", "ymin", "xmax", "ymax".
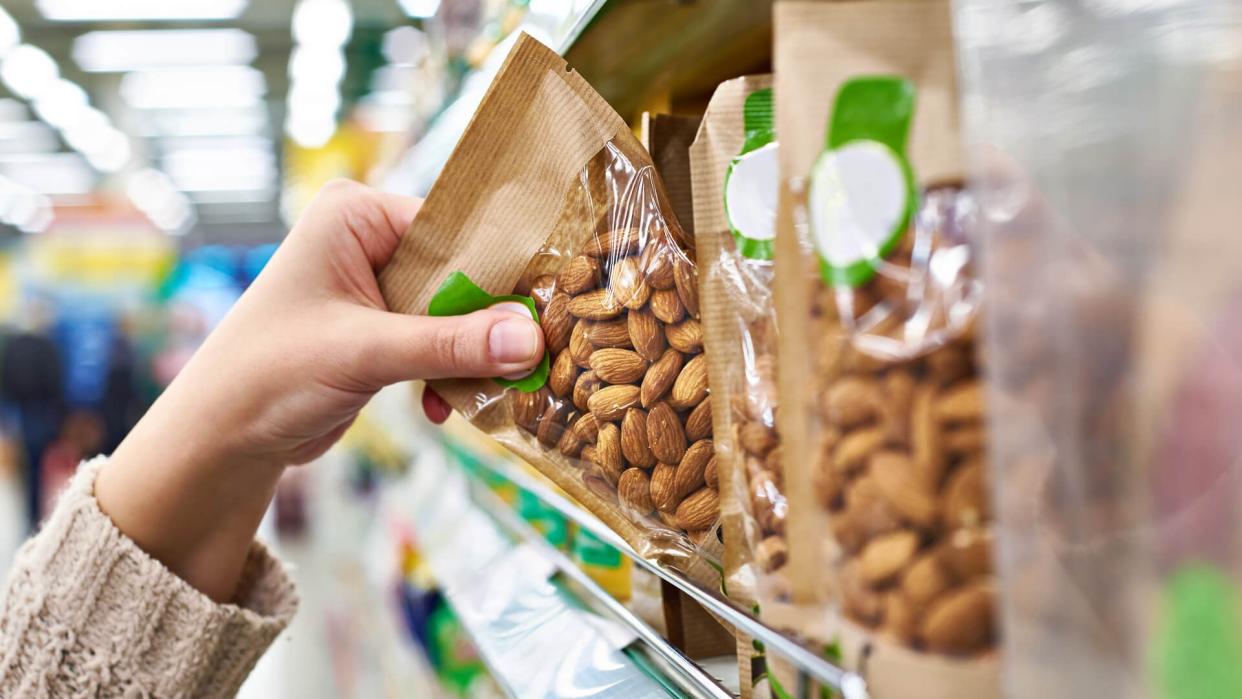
[
  {"xmin": 808, "ymin": 140, "xmax": 909, "ymax": 267},
  {"xmin": 725, "ymin": 141, "xmax": 779, "ymax": 242}
]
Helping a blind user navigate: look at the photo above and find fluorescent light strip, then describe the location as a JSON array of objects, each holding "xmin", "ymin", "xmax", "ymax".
[
  {"xmin": 73, "ymin": 29, "xmax": 257, "ymax": 73},
  {"xmin": 37, "ymin": 0, "xmax": 248, "ymax": 22},
  {"xmin": 120, "ymin": 66, "xmax": 267, "ymax": 110},
  {"xmin": 0, "ymin": 8, "xmax": 19, "ymax": 58}
]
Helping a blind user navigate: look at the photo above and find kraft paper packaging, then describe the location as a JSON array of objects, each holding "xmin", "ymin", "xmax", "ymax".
[
  {"xmin": 772, "ymin": 2, "xmax": 999, "ymax": 695},
  {"xmin": 380, "ymin": 34, "xmax": 722, "ymax": 579}
]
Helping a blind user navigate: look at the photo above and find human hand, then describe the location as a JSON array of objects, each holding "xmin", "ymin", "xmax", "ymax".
[{"xmin": 98, "ymin": 180, "xmax": 543, "ymax": 600}]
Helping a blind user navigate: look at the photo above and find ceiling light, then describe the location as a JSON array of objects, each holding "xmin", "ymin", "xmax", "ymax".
[
  {"xmin": 0, "ymin": 9, "xmax": 19, "ymax": 58},
  {"xmin": 0, "ymin": 45, "xmax": 60, "ymax": 101},
  {"xmin": 32, "ymin": 79, "xmax": 89, "ymax": 130},
  {"xmin": 0, "ymin": 122, "xmax": 59, "ymax": 154},
  {"xmin": 137, "ymin": 107, "xmax": 269, "ymax": 137},
  {"xmin": 127, "ymin": 168, "xmax": 194, "ymax": 234},
  {"xmin": 286, "ymin": 115, "xmax": 336, "ymax": 149},
  {"xmin": 292, "ymin": 0, "xmax": 353, "ymax": 48},
  {"xmin": 120, "ymin": 66, "xmax": 266, "ymax": 110},
  {"xmin": 382, "ymin": 26, "xmax": 428, "ymax": 66},
  {"xmin": 73, "ymin": 29, "xmax": 257, "ymax": 73},
  {"xmin": 60, "ymin": 106, "xmax": 111, "ymax": 152},
  {"xmin": 398, "ymin": 0, "xmax": 441, "ymax": 19},
  {"xmin": 0, "ymin": 153, "xmax": 95, "ymax": 194},
  {"xmin": 163, "ymin": 147, "xmax": 275, "ymax": 184},
  {"xmin": 288, "ymin": 46, "xmax": 346, "ymax": 84},
  {"xmin": 82, "ymin": 127, "xmax": 132, "ymax": 173},
  {"xmin": 36, "ymin": 0, "xmax": 248, "ymax": 22},
  {"xmin": 287, "ymin": 82, "xmax": 341, "ymax": 117},
  {"xmin": 0, "ymin": 98, "xmax": 29, "ymax": 122}
]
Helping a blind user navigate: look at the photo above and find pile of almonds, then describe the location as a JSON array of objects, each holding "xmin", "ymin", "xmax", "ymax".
[
  {"xmin": 811, "ymin": 187, "xmax": 995, "ymax": 656},
  {"xmin": 512, "ymin": 227, "xmax": 720, "ymax": 536}
]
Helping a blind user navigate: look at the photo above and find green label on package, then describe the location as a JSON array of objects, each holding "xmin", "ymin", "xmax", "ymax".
[
  {"xmin": 724, "ymin": 87, "xmax": 778, "ymax": 261},
  {"xmin": 809, "ymin": 76, "xmax": 917, "ymax": 288},
  {"xmin": 427, "ymin": 271, "xmax": 550, "ymax": 392}
]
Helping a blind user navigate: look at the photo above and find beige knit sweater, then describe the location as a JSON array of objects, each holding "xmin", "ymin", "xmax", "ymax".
[{"xmin": 0, "ymin": 458, "xmax": 298, "ymax": 698}]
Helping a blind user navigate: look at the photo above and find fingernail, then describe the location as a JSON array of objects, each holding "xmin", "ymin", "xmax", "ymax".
[
  {"xmin": 489, "ymin": 301, "xmax": 533, "ymax": 319},
  {"xmin": 489, "ymin": 317, "xmax": 541, "ymax": 364}
]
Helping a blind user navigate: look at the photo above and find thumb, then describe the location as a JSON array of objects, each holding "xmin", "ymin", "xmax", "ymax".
[{"xmin": 359, "ymin": 302, "xmax": 545, "ymax": 386}]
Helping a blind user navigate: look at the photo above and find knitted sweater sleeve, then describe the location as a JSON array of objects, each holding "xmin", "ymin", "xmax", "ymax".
[{"xmin": 0, "ymin": 457, "xmax": 299, "ymax": 698}]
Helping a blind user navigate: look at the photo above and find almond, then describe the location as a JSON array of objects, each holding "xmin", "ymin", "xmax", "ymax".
[
  {"xmin": 607, "ymin": 256, "xmax": 650, "ymax": 309},
  {"xmin": 640, "ymin": 348, "xmax": 682, "ymax": 407},
  {"xmin": 912, "ymin": 384, "xmax": 945, "ymax": 488},
  {"xmin": 939, "ymin": 526, "xmax": 993, "ymax": 581},
  {"xmin": 921, "ymin": 582, "xmax": 994, "ymax": 654},
  {"xmin": 650, "ymin": 463, "xmax": 679, "ymax": 512},
  {"xmin": 617, "ymin": 467, "xmax": 654, "ymax": 513},
  {"xmin": 675, "ymin": 487, "xmax": 718, "ymax": 530},
  {"xmin": 763, "ymin": 444, "xmax": 783, "ymax": 475},
  {"xmin": 620, "ymin": 408, "xmax": 656, "ymax": 468},
  {"xmin": 581, "ymin": 318, "xmax": 632, "ymax": 348},
  {"xmin": 541, "ymin": 292, "xmax": 573, "ymax": 353},
  {"xmin": 569, "ymin": 321, "xmax": 594, "ymax": 367},
  {"xmin": 871, "ymin": 451, "xmax": 938, "ymax": 529},
  {"xmin": 704, "ymin": 455, "xmax": 718, "ymax": 490},
  {"xmin": 557, "ymin": 423, "xmax": 584, "ymax": 458},
  {"xmin": 668, "ymin": 354, "xmax": 708, "ymax": 410},
  {"xmin": 859, "ymin": 529, "xmax": 920, "ymax": 585},
  {"xmin": 656, "ymin": 509, "xmax": 680, "ymax": 529},
  {"xmin": 573, "ymin": 370, "xmax": 601, "ymax": 412},
  {"xmin": 535, "ymin": 402, "xmax": 571, "ymax": 447},
  {"xmin": 589, "ymin": 348, "xmax": 647, "ymax": 384},
  {"xmin": 739, "ymin": 421, "xmax": 776, "ymax": 456},
  {"xmin": 879, "ymin": 370, "xmax": 914, "ymax": 445},
  {"xmin": 883, "ymin": 591, "xmax": 917, "ymax": 644},
  {"xmin": 580, "ymin": 445, "xmax": 596, "ymax": 464},
  {"xmin": 928, "ymin": 344, "xmax": 972, "ymax": 386},
  {"xmin": 640, "ymin": 244, "xmax": 676, "ymax": 289},
  {"xmin": 902, "ymin": 553, "xmax": 952, "ymax": 610},
  {"xmin": 587, "ymin": 384, "xmax": 640, "ymax": 422},
  {"xmin": 513, "ymin": 387, "xmax": 549, "ymax": 432},
  {"xmin": 665, "ymin": 318, "xmax": 703, "ymax": 354},
  {"xmin": 684, "ymin": 399, "xmax": 712, "ymax": 442},
  {"xmin": 755, "ymin": 536, "xmax": 788, "ymax": 573},
  {"xmin": 567, "ymin": 288, "xmax": 622, "ymax": 320},
  {"xmin": 674, "ymin": 439, "xmax": 713, "ymax": 498},
  {"xmin": 831, "ymin": 427, "xmax": 884, "ymax": 474},
  {"xmin": 841, "ymin": 560, "xmax": 882, "ymax": 625},
  {"xmin": 595, "ymin": 422, "xmax": 623, "ymax": 485},
  {"xmin": 750, "ymin": 470, "xmax": 785, "ymax": 535},
  {"xmin": 556, "ymin": 255, "xmax": 600, "ymax": 295},
  {"xmin": 529, "ymin": 274, "xmax": 556, "ymax": 313},
  {"xmin": 627, "ymin": 306, "xmax": 666, "ymax": 361},
  {"xmin": 935, "ymin": 380, "xmax": 983, "ymax": 424},
  {"xmin": 943, "ymin": 459, "xmax": 988, "ymax": 528},
  {"xmin": 585, "ymin": 227, "xmax": 641, "ymax": 258},
  {"xmin": 548, "ymin": 350, "xmax": 578, "ymax": 397},
  {"xmin": 944, "ymin": 425, "xmax": 985, "ymax": 456},
  {"xmin": 573, "ymin": 411, "xmax": 600, "ymax": 443},
  {"xmin": 646, "ymin": 401, "xmax": 687, "ymax": 464},
  {"xmin": 650, "ymin": 288, "xmax": 685, "ymax": 324},
  {"xmin": 673, "ymin": 258, "xmax": 700, "ymax": 319},
  {"xmin": 822, "ymin": 376, "xmax": 879, "ymax": 429}
]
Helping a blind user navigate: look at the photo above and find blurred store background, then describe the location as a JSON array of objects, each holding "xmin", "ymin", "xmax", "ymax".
[{"xmin": 0, "ymin": 2, "xmax": 615, "ymax": 697}]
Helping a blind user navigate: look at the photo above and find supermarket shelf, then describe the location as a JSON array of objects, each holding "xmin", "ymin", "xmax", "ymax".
[
  {"xmin": 404, "ymin": 445, "xmax": 735, "ymax": 698},
  {"xmin": 460, "ymin": 442, "xmax": 870, "ymax": 699}
]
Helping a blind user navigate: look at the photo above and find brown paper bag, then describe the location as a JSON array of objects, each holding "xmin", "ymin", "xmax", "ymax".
[
  {"xmin": 773, "ymin": 2, "xmax": 999, "ymax": 695},
  {"xmin": 379, "ymin": 34, "xmax": 722, "ymax": 576}
]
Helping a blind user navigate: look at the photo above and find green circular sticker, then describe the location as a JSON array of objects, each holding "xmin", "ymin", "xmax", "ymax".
[
  {"xmin": 808, "ymin": 139, "xmax": 914, "ymax": 287},
  {"xmin": 725, "ymin": 141, "xmax": 779, "ymax": 260}
]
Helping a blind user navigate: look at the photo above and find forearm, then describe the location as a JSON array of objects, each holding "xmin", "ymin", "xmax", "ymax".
[{"xmin": 97, "ymin": 368, "xmax": 286, "ymax": 604}]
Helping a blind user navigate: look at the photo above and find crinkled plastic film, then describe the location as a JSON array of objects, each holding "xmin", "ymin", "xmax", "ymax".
[
  {"xmin": 953, "ymin": 2, "xmax": 1242, "ymax": 697},
  {"xmin": 379, "ymin": 35, "xmax": 720, "ymax": 574},
  {"xmin": 772, "ymin": 2, "xmax": 999, "ymax": 695}
]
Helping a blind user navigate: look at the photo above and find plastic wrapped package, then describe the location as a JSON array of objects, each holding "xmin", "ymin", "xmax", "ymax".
[
  {"xmin": 953, "ymin": 2, "xmax": 1242, "ymax": 697},
  {"xmin": 690, "ymin": 76, "xmax": 787, "ymax": 605},
  {"xmin": 379, "ymin": 34, "xmax": 721, "ymax": 576},
  {"xmin": 689, "ymin": 75, "xmax": 781, "ymax": 699},
  {"xmin": 772, "ymin": 1, "xmax": 998, "ymax": 695}
]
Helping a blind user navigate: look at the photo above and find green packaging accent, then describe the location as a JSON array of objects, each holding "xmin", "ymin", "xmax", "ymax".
[
  {"xmin": 572, "ymin": 526, "xmax": 623, "ymax": 568},
  {"xmin": 810, "ymin": 76, "xmax": 917, "ymax": 288},
  {"xmin": 724, "ymin": 87, "xmax": 778, "ymax": 260},
  {"xmin": 517, "ymin": 488, "xmax": 570, "ymax": 549},
  {"xmin": 1155, "ymin": 564, "xmax": 1242, "ymax": 699},
  {"xmin": 427, "ymin": 271, "xmax": 549, "ymax": 392}
]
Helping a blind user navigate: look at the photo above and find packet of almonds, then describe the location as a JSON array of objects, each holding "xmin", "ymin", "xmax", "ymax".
[
  {"xmin": 772, "ymin": 2, "xmax": 998, "ymax": 695},
  {"xmin": 690, "ymin": 74, "xmax": 785, "ymax": 699},
  {"xmin": 379, "ymin": 34, "xmax": 719, "ymax": 566}
]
